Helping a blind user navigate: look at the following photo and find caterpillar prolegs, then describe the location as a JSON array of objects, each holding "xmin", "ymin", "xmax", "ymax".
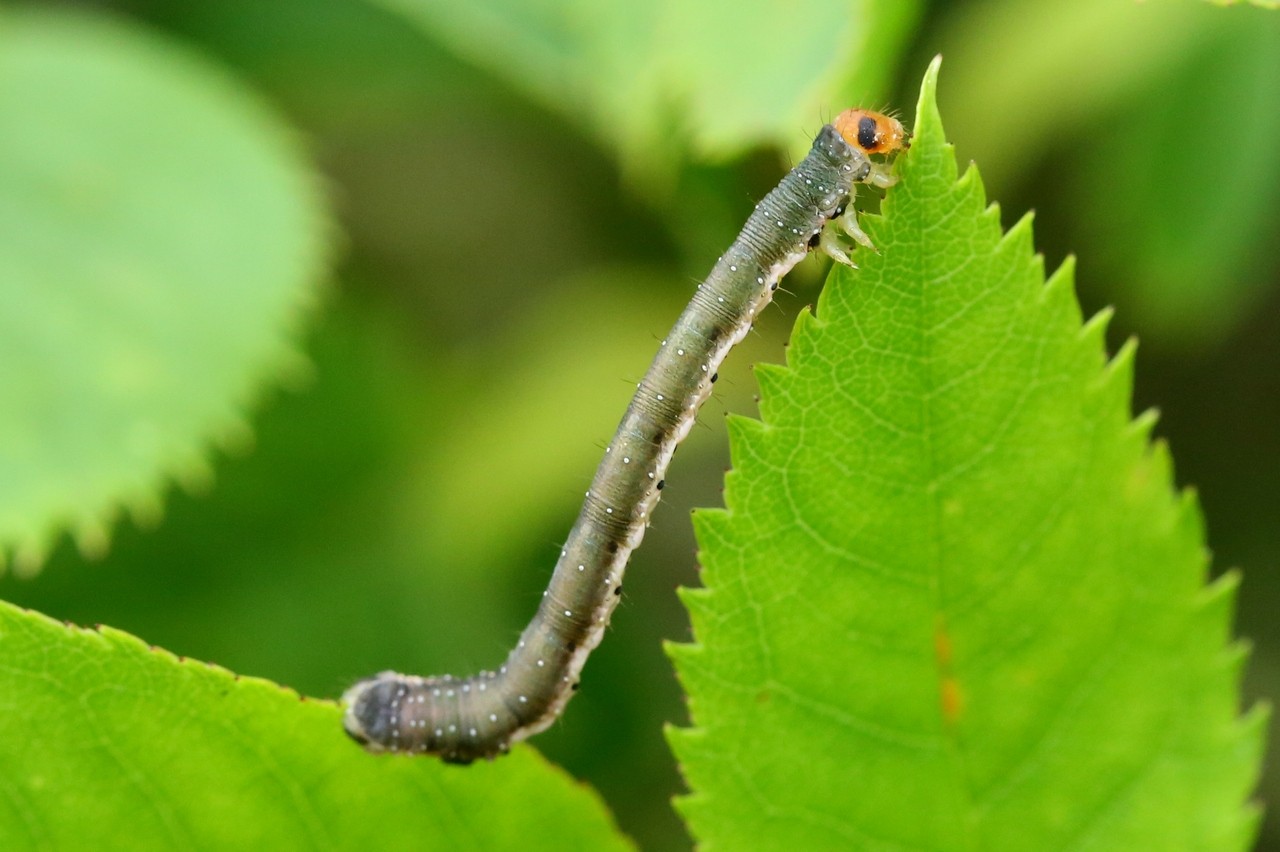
[{"xmin": 343, "ymin": 109, "xmax": 909, "ymax": 764}]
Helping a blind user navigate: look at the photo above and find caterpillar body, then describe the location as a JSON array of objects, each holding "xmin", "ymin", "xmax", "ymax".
[{"xmin": 344, "ymin": 109, "xmax": 908, "ymax": 764}]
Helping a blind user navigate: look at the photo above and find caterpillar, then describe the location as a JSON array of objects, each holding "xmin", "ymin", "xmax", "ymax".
[{"xmin": 343, "ymin": 108, "xmax": 909, "ymax": 764}]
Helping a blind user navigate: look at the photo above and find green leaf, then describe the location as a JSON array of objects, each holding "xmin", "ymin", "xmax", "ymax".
[
  {"xmin": 410, "ymin": 272, "xmax": 686, "ymax": 575},
  {"xmin": 370, "ymin": 0, "xmax": 919, "ymax": 174},
  {"xmin": 940, "ymin": 0, "xmax": 1215, "ymax": 187},
  {"xmin": 0, "ymin": 599, "xmax": 630, "ymax": 849},
  {"xmin": 0, "ymin": 8, "xmax": 331, "ymax": 573},
  {"xmin": 667, "ymin": 57, "xmax": 1265, "ymax": 850},
  {"xmin": 1081, "ymin": 9, "xmax": 1280, "ymax": 343},
  {"xmin": 942, "ymin": 0, "xmax": 1280, "ymax": 344},
  {"xmin": 1208, "ymin": 0, "xmax": 1279, "ymax": 9}
]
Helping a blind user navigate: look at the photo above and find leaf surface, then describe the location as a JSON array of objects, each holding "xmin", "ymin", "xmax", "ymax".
[
  {"xmin": 668, "ymin": 57, "xmax": 1264, "ymax": 851},
  {"xmin": 0, "ymin": 600, "xmax": 630, "ymax": 850},
  {"xmin": 0, "ymin": 8, "xmax": 330, "ymax": 572}
]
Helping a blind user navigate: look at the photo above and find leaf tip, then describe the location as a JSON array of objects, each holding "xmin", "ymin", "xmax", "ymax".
[
  {"xmin": 212, "ymin": 412, "xmax": 257, "ymax": 457},
  {"xmin": 674, "ymin": 584, "xmax": 711, "ymax": 612},
  {"xmin": 1079, "ymin": 304, "xmax": 1115, "ymax": 343},
  {"xmin": 911, "ymin": 55, "xmax": 945, "ymax": 150},
  {"xmin": 1128, "ymin": 406, "xmax": 1161, "ymax": 440},
  {"xmin": 72, "ymin": 516, "xmax": 113, "ymax": 562},
  {"xmin": 12, "ymin": 539, "xmax": 51, "ymax": 579},
  {"xmin": 126, "ymin": 487, "xmax": 167, "ymax": 530},
  {"xmin": 664, "ymin": 637, "xmax": 699, "ymax": 666},
  {"xmin": 1044, "ymin": 254, "xmax": 1077, "ymax": 300},
  {"xmin": 1103, "ymin": 336, "xmax": 1139, "ymax": 392}
]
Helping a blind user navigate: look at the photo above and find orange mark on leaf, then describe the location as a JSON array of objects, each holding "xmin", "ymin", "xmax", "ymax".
[
  {"xmin": 934, "ymin": 617, "xmax": 963, "ymax": 726},
  {"xmin": 933, "ymin": 617, "xmax": 953, "ymax": 668},
  {"xmin": 940, "ymin": 677, "xmax": 964, "ymax": 726}
]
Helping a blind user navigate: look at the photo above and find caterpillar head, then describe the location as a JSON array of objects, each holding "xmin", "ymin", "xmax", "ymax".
[{"xmin": 833, "ymin": 108, "xmax": 909, "ymax": 156}]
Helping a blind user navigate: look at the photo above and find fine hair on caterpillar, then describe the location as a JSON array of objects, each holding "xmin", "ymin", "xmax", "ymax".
[{"xmin": 343, "ymin": 108, "xmax": 909, "ymax": 765}]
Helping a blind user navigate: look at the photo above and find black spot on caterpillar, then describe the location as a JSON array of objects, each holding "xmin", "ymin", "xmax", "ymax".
[{"xmin": 343, "ymin": 109, "xmax": 908, "ymax": 764}]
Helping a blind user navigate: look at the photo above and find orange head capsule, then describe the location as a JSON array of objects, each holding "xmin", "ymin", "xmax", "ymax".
[{"xmin": 833, "ymin": 108, "xmax": 909, "ymax": 156}]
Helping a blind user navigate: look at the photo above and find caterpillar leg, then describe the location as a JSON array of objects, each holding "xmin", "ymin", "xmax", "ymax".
[
  {"xmin": 828, "ymin": 161, "xmax": 897, "ymax": 258},
  {"xmin": 865, "ymin": 161, "xmax": 899, "ymax": 189},
  {"xmin": 819, "ymin": 226, "xmax": 857, "ymax": 267},
  {"xmin": 837, "ymin": 207, "xmax": 875, "ymax": 251},
  {"xmin": 819, "ymin": 204, "xmax": 876, "ymax": 266}
]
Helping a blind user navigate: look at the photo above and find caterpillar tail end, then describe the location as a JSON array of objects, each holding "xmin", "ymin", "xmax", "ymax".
[
  {"xmin": 341, "ymin": 670, "xmax": 511, "ymax": 765},
  {"xmin": 342, "ymin": 672, "xmax": 401, "ymax": 751}
]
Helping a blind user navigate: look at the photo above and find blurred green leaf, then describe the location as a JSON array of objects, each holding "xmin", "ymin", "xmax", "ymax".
[
  {"xmin": 668, "ymin": 58, "xmax": 1264, "ymax": 849},
  {"xmin": 939, "ymin": 0, "xmax": 1210, "ymax": 185},
  {"xmin": 1209, "ymin": 0, "xmax": 1279, "ymax": 8},
  {"xmin": 0, "ymin": 600, "xmax": 630, "ymax": 849},
  {"xmin": 408, "ymin": 271, "xmax": 684, "ymax": 572},
  {"xmin": 0, "ymin": 8, "xmax": 331, "ymax": 572},
  {"xmin": 940, "ymin": 0, "xmax": 1280, "ymax": 345},
  {"xmin": 1083, "ymin": 11, "xmax": 1280, "ymax": 343},
  {"xmin": 936, "ymin": 0, "xmax": 1274, "ymax": 345},
  {"xmin": 368, "ymin": 0, "xmax": 919, "ymax": 176}
]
